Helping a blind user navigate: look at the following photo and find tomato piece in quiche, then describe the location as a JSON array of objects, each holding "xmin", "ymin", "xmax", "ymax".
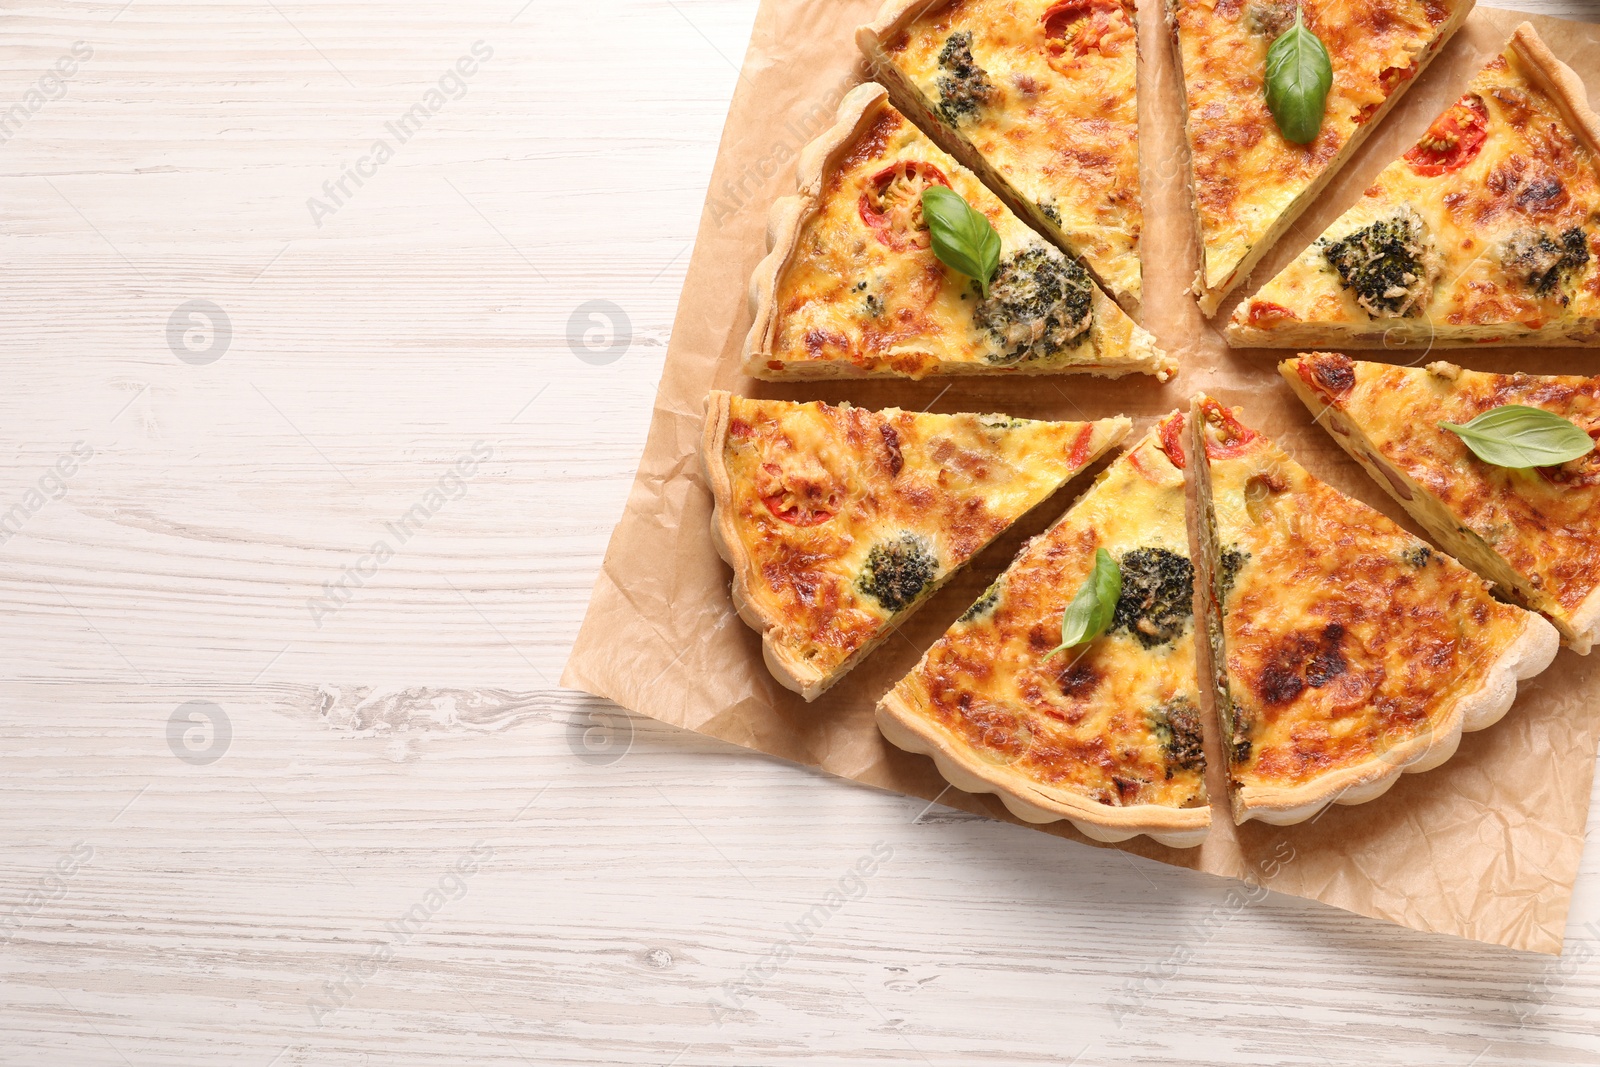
[
  {"xmin": 1284, "ymin": 353, "xmax": 1600, "ymax": 653},
  {"xmin": 743, "ymin": 82, "xmax": 1172, "ymax": 381},
  {"xmin": 1170, "ymin": 0, "xmax": 1471, "ymax": 316},
  {"xmin": 857, "ymin": 0, "xmax": 1144, "ymax": 310},
  {"xmin": 1189, "ymin": 395, "xmax": 1558, "ymax": 826},
  {"xmin": 1229, "ymin": 25, "xmax": 1600, "ymax": 348},
  {"xmin": 703, "ymin": 391, "xmax": 1130, "ymax": 701},
  {"xmin": 876, "ymin": 413, "xmax": 1210, "ymax": 848}
]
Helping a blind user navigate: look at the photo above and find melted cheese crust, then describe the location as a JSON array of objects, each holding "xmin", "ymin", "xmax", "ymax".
[
  {"xmin": 722, "ymin": 396, "xmax": 1123, "ymax": 677},
  {"xmin": 880, "ymin": 0, "xmax": 1142, "ymax": 301},
  {"xmin": 1288, "ymin": 355, "xmax": 1600, "ymax": 623},
  {"xmin": 767, "ymin": 103, "xmax": 1159, "ymax": 379},
  {"xmin": 1236, "ymin": 46, "xmax": 1600, "ymax": 343},
  {"xmin": 1172, "ymin": 0, "xmax": 1462, "ymax": 292},
  {"xmin": 1200, "ymin": 406, "xmax": 1528, "ymax": 790},
  {"xmin": 884, "ymin": 419, "xmax": 1208, "ymax": 811}
]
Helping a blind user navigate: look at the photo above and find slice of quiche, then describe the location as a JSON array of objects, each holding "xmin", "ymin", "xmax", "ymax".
[
  {"xmin": 858, "ymin": 0, "xmax": 1144, "ymax": 310},
  {"xmin": 876, "ymin": 412, "xmax": 1210, "ymax": 848},
  {"xmin": 1229, "ymin": 25, "xmax": 1600, "ymax": 348},
  {"xmin": 1189, "ymin": 395, "xmax": 1558, "ymax": 826},
  {"xmin": 703, "ymin": 392, "xmax": 1130, "ymax": 701},
  {"xmin": 743, "ymin": 82, "xmax": 1172, "ymax": 381},
  {"xmin": 1170, "ymin": 0, "xmax": 1472, "ymax": 316},
  {"xmin": 1284, "ymin": 353, "xmax": 1600, "ymax": 652}
]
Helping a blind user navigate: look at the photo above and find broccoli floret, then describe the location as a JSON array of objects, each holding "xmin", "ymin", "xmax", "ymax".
[
  {"xmin": 858, "ymin": 533, "xmax": 938, "ymax": 612},
  {"xmin": 1217, "ymin": 546, "xmax": 1248, "ymax": 603},
  {"xmin": 977, "ymin": 413, "xmax": 1028, "ymax": 431},
  {"xmin": 1149, "ymin": 697, "xmax": 1206, "ymax": 776},
  {"xmin": 1501, "ymin": 226, "xmax": 1591, "ymax": 300},
  {"xmin": 1321, "ymin": 209, "xmax": 1440, "ymax": 318},
  {"xmin": 936, "ymin": 31, "xmax": 993, "ymax": 124},
  {"xmin": 1112, "ymin": 547, "xmax": 1195, "ymax": 648},
  {"xmin": 1038, "ymin": 201, "xmax": 1062, "ymax": 225},
  {"xmin": 1401, "ymin": 545, "xmax": 1432, "ymax": 568},
  {"xmin": 976, "ymin": 247, "xmax": 1094, "ymax": 364},
  {"xmin": 958, "ymin": 576, "xmax": 1003, "ymax": 622}
]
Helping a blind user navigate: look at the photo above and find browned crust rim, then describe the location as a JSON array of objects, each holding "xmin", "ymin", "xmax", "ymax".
[{"xmin": 1173, "ymin": 0, "xmax": 1474, "ymax": 317}]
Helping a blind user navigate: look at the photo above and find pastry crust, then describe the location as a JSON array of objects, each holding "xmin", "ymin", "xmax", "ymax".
[
  {"xmin": 1167, "ymin": 0, "xmax": 1472, "ymax": 317},
  {"xmin": 1228, "ymin": 24, "xmax": 1600, "ymax": 348},
  {"xmin": 857, "ymin": 0, "xmax": 1144, "ymax": 312},
  {"xmin": 875, "ymin": 692, "xmax": 1210, "ymax": 848},
  {"xmin": 1187, "ymin": 394, "xmax": 1558, "ymax": 826},
  {"xmin": 741, "ymin": 82, "xmax": 1173, "ymax": 380}
]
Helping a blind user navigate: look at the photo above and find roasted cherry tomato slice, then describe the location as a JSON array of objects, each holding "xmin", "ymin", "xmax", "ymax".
[
  {"xmin": 1296, "ymin": 352, "xmax": 1356, "ymax": 402},
  {"xmin": 1245, "ymin": 300, "xmax": 1300, "ymax": 329},
  {"xmin": 1042, "ymin": 0, "xmax": 1132, "ymax": 62},
  {"xmin": 1157, "ymin": 413, "xmax": 1187, "ymax": 470},
  {"xmin": 759, "ymin": 462, "xmax": 839, "ymax": 526},
  {"xmin": 1404, "ymin": 93, "xmax": 1489, "ymax": 177},
  {"xmin": 858, "ymin": 161, "xmax": 951, "ymax": 251},
  {"xmin": 1198, "ymin": 398, "xmax": 1260, "ymax": 460}
]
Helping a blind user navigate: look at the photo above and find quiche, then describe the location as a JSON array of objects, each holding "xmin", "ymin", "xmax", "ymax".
[
  {"xmin": 1284, "ymin": 353, "xmax": 1600, "ymax": 653},
  {"xmin": 703, "ymin": 391, "xmax": 1130, "ymax": 700},
  {"xmin": 858, "ymin": 0, "xmax": 1144, "ymax": 310},
  {"xmin": 1169, "ymin": 0, "xmax": 1471, "ymax": 316},
  {"xmin": 1189, "ymin": 395, "xmax": 1558, "ymax": 825},
  {"xmin": 1229, "ymin": 25, "xmax": 1600, "ymax": 348},
  {"xmin": 743, "ymin": 82, "xmax": 1172, "ymax": 381},
  {"xmin": 876, "ymin": 413, "xmax": 1210, "ymax": 848}
]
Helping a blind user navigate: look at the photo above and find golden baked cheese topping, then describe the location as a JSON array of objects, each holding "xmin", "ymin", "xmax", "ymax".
[
  {"xmin": 876, "ymin": 414, "xmax": 1210, "ymax": 846},
  {"xmin": 744, "ymin": 83, "xmax": 1172, "ymax": 381},
  {"xmin": 1190, "ymin": 395, "xmax": 1555, "ymax": 824},
  {"xmin": 1284, "ymin": 353, "xmax": 1600, "ymax": 651},
  {"xmin": 859, "ymin": 0, "xmax": 1143, "ymax": 307},
  {"xmin": 1170, "ymin": 0, "xmax": 1469, "ymax": 314},
  {"xmin": 1230, "ymin": 26, "xmax": 1600, "ymax": 347},
  {"xmin": 704, "ymin": 391, "xmax": 1129, "ymax": 699}
]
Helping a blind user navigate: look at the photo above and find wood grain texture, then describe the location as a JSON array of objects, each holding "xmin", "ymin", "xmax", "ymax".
[{"xmin": 0, "ymin": 0, "xmax": 1597, "ymax": 1063}]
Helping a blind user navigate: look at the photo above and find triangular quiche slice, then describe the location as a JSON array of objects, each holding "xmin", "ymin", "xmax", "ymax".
[
  {"xmin": 1189, "ymin": 395, "xmax": 1558, "ymax": 826},
  {"xmin": 703, "ymin": 392, "xmax": 1131, "ymax": 701},
  {"xmin": 743, "ymin": 82, "xmax": 1172, "ymax": 381},
  {"xmin": 1230, "ymin": 25, "xmax": 1600, "ymax": 348},
  {"xmin": 858, "ymin": 0, "xmax": 1144, "ymax": 310},
  {"xmin": 1171, "ymin": 0, "xmax": 1472, "ymax": 316},
  {"xmin": 876, "ymin": 412, "xmax": 1210, "ymax": 847},
  {"xmin": 1284, "ymin": 353, "xmax": 1600, "ymax": 652}
]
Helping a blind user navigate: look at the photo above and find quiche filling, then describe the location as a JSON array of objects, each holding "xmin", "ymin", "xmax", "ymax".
[{"xmin": 706, "ymin": 392, "xmax": 1130, "ymax": 699}]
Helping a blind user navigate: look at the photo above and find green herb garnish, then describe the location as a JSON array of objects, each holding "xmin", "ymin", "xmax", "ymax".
[
  {"xmin": 1265, "ymin": 8, "xmax": 1333, "ymax": 145},
  {"xmin": 921, "ymin": 185, "xmax": 1001, "ymax": 298},
  {"xmin": 1044, "ymin": 548, "xmax": 1121, "ymax": 659},
  {"xmin": 1440, "ymin": 405, "xmax": 1594, "ymax": 469}
]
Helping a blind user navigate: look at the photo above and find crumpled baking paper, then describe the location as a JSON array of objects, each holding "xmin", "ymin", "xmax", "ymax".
[{"xmin": 563, "ymin": 0, "xmax": 1600, "ymax": 954}]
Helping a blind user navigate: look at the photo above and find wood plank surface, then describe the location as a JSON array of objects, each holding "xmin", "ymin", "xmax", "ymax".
[{"xmin": 0, "ymin": 1, "xmax": 1597, "ymax": 1064}]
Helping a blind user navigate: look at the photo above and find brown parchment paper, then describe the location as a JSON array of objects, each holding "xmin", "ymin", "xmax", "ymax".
[{"xmin": 563, "ymin": 1, "xmax": 1600, "ymax": 954}]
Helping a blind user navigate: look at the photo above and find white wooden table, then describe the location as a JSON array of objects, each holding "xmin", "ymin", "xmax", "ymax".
[{"xmin": 1, "ymin": 1, "xmax": 1597, "ymax": 1063}]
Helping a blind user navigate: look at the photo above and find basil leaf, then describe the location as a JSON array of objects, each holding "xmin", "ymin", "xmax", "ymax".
[
  {"xmin": 1264, "ymin": 9, "xmax": 1333, "ymax": 145},
  {"xmin": 1045, "ymin": 548, "xmax": 1122, "ymax": 659},
  {"xmin": 1440, "ymin": 405, "xmax": 1595, "ymax": 469},
  {"xmin": 921, "ymin": 185, "xmax": 1001, "ymax": 298}
]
